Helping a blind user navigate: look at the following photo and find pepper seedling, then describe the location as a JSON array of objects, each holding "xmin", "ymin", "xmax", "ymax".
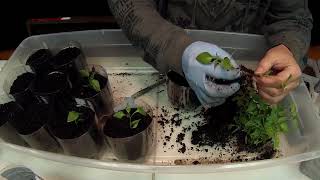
[
  {"xmin": 113, "ymin": 105, "xmax": 147, "ymax": 129},
  {"xmin": 196, "ymin": 52, "xmax": 235, "ymax": 70},
  {"xmin": 80, "ymin": 67, "xmax": 101, "ymax": 92},
  {"xmin": 67, "ymin": 111, "xmax": 83, "ymax": 125}
]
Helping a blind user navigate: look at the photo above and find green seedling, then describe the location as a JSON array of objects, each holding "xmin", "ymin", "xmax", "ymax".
[
  {"xmin": 80, "ymin": 67, "xmax": 101, "ymax": 92},
  {"xmin": 281, "ymin": 74, "xmax": 293, "ymax": 90},
  {"xmin": 67, "ymin": 111, "xmax": 83, "ymax": 125},
  {"xmin": 233, "ymin": 86, "xmax": 299, "ymax": 149},
  {"xmin": 113, "ymin": 105, "xmax": 147, "ymax": 129},
  {"xmin": 196, "ymin": 52, "xmax": 235, "ymax": 70}
]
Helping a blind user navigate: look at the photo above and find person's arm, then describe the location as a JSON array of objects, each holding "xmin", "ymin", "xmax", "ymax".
[
  {"xmin": 107, "ymin": 0, "xmax": 194, "ymax": 75},
  {"xmin": 264, "ymin": 0, "xmax": 313, "ymax": 67},
  {"xmin": 255, "ymin": 0, "xmax": 313, "ymax": 104}
]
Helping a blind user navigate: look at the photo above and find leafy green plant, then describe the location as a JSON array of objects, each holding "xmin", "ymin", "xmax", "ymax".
[
  {"xmin": 67, "ymin": 111, "xmax": 83, "ymax": 125},
  {"xmin": 113, "ymin": 105, "xmax": 147, "ymax": 129},
  {"xmin": 80, "ymin": 67, "xmax": 101, "ymax": 92},
  {"xmin": 233, "ymin": 87, "xmax": 299, "ymax": 149},
  {"xmin": 196, "ymin": 52, "xmax": 234, "ymax": 70}
]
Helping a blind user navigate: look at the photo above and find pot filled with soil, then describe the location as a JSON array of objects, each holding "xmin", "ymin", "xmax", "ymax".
[
  {"xmin": 73, "ymin": 65, "xmax": 113, "ymax": 122},
  {"xmin": 4, "ymin": 66, "xmax": 40, "ymax": 107},
  {"xmin": 9, "ymin": 101, "xmax": 61, "ymax": 152},
  {"xmin": 0, "ymin": 95, "xmax": 27, "ymax": 146},
  {"xmin": 104, "ymin": 99, "xmax": 154, "ymax": 161},
  {"xmin": 167, "ymin": 71, "xmax": 200, "ymax": 109},
  {"xmin": 30, "ymin": 71, "xmax": 73, "ymax": 105},
  {"xmin": 25, "ymin": 49, "xmax": 53, "ymax": 75},
  {"xmin": 48, "ymin": 105, "xmax": 101, "ymax": 158},
  {"xmin": 51, "ymin": 42, "xmax": 88, "ymax": 86}
]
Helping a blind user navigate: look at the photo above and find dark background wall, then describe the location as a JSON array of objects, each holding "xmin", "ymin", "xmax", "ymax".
[{"xmin": 0, "ymin": 0, "xmax": 319, "ymax": 50}]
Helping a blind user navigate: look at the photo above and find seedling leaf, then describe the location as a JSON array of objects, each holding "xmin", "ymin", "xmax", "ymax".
[
  {"xmin": 90, "ymin": 79, "xmax": 101, "ymax": 92},
  {"xmin": 67, "ymin": 111, "xmax": 80, "ymax": 123},
  {"xmin": 126, "ymin": 105, "xmax": 131, "ymax": 114},
  {"xmin": 220, "ymin": 57, "xmax": 235, "ymax": 70},
  {"xmin": 114, "ymin": 111, "xmax": 125, "ymax": 119},
  {"xmin": 136, "ymin": 107, "xmax": 146, "ymax": 116},
  {"xmin": 131, "ymin": 119, "xmax": 141, "ymax": 129},
  {"xmin": 196, "ymin": 52, "xmax": 214, "ymax": 64},
  {"xmin": 80, "ymin": 70, "xmax": 90, "ymax": 77}
]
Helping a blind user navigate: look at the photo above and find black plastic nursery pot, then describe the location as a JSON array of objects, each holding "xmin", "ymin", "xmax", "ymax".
[
  {"xmin": 51, "ymin": 45, "xmax": 88, "ymax": 86},
  {"xmin": 73, "ymin": 65, "xmax": 113, "ymax": 122},
  {"xmin": 167, "ymin": 71, "xmax": 200, "ymax": 110},
  {"xmin": 5, "ymin": 67, "xmax": 40, "ymax": 107},
  {"xmin": 0, "ymin": 99, "xmax": 27, "ymax": 146},
  {"xmin": 9, "ymin": 102, "xmax": 61, "ymax": 153},
  {"xmin": 30, "ymin": 71, "xmax": 73, "ymax": 105},
  {"xmin": 104, "ymin": 101, "xmax": 154, "ymax": 161},
  {"xmin": 26, "ymin": 49, "xmax": 53, "ymax": 75},
  {"xmin": 48, "ymin": 105, "xmax": 101, "ymax": 158}
]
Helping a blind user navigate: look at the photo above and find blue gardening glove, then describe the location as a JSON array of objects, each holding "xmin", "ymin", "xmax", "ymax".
[{"xmin": 182, "ymin": 41, "xmax": 241, "ymax": 108}]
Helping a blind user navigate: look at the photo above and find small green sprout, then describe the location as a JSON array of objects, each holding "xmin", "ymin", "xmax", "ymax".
[
  {"xmin": 67, "ymin": 111, "xmax": 83, "ymax": 125},
  {"xmin": 196, "ymin": 52, "xmax": 235, "ymax": 70},
  {"xmin": 80, "ymin": 67, "xmax": 101, "ymax": 92},
  {"xmin": 113, "ymin": 105, "xmax": 147, "ymax": 129}
]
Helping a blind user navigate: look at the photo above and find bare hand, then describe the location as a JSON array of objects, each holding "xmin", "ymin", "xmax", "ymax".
[{"xmin": 253, "ymin": 44, "xmax": 301, "ymax": 104}]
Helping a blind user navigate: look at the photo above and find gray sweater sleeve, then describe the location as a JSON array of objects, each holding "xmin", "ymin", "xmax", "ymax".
[
  {"xmin": 264, "ymin": 0, "xmax": 313, "ymax": 68},
  {"xmin": 107, "ymin": 0, "xmax": 194, "ymax": 74}
]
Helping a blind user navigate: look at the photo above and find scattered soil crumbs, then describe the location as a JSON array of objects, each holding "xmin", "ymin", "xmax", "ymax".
[
  {"xmin": 176, "ymin": 133, "xmax": 185, "ymax": 143},
  {"xmin": 178, "ymin": 143, "xmax": 186, "ymax": 153}
]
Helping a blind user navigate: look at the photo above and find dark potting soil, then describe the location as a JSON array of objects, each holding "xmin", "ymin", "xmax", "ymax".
[
  {"xmin": 52, "ymin": 47, "xmax": 81, "ymax": 66},
  {"xmin": 26, "ymin": 49, "xmax": 52, "ymax": 69},
  {"xmin": 0, "ymin": 102, "xmax": 21, "ymax": 127},
  {"xmin": 32, "ymin": 71, "xmax": 69, "ymax": 94},
  {"xmin": 9, "ymin": 102, "xmax": 49, "ymax": 135},
  {"xmin": 104, "ymin": 108, "xmax": 152, "ymax": 138},
  {"xmin": 191, "ymin": 98, "xmax": 238, "ymax": 147},
  {"xmin": 49, "ymin": 106, "xmax": 94, "ymax": 139},
  {"xmin": 167, "ymin": 71, "xmax": 189, "ymax": 87},
  {"xmin": 9, "ymin": 73, "xmax": 35, "ymax": 95},
  {"xmin": 73, "ymin": 74, "xmax": 108, "ymax": 98}
]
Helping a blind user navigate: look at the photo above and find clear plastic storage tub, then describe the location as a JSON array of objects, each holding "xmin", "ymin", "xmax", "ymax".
[{"xmin": 0, "ymin": 30, "xmax": 319, "ymax": 173}]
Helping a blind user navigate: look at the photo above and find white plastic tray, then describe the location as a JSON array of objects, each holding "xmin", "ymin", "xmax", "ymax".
[{"xmin": 0, "ymin": 30, "xmax": 319, "ymax": 173}]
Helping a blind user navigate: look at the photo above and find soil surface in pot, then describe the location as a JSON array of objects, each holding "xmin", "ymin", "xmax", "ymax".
[
  {"xmin": 9, "ymin": 73, "xmax": 35, "ymax": 95},
  {"xmin": 104, "ymin": 108, "xmax": 152, "ymax": 138},
  {"xmin": 73, "ymin": 74, "xmax": 108, "ymax": 98},
  {"xmin": 32, "ymin": 71, "xmax": 69, "ymax": 95},
  {"xmin": 0, "ymin": 102, "xmax": 21, "ymax": 127},
  {"xmin": 9, "ymin": 102, "xmax": 49, "ymax": 135},
  {"xmin": 52, "ymin": 47, "xmax": 81, "ymax": 66},
  {"xmin": 49, "ymin": 106, "xmax": 94, "ymax": 139},
  {"xmin": 167, "ymin": 71, "xmax": 189, "ymax": 87},
  {"xmin": 26, "ymin": 49, "xmax": 52, "ymax": 71}
]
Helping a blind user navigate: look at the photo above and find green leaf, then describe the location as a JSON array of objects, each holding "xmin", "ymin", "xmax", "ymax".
[
  {"xmin": 131, "ymin": 119, "xmax": 141, "ymax": 129},
  {"xmin": 126, "ymin": 105, "xmax": 131, "ymax": 114},
  {"xmin": 196, "ymin": 52, "xmax": 214, "ymax": 64},
  {"xmin": 89, "ymin": 79, "xmax": 101, "ymax": 92},
  {"xmin": 67, "ymin": 111, "xmax": 80, "ymax": 123},
  {"xmin": 114, "ymin": 111, "xmax": 125, "ymax": 119},
  {"xmin": 220, "ymin": 57, "xmax": 235, "ymax": 70},
  {"xmin": 280, "ymin": 122, "xmax": 289, "ymax": 132},
  {"xmin": 136, "ymin": 107, "xmax": 146, "ymax": 116},
  {"xmin": 80, "ymin": 70, "xmax": 90, "ymax": 77}
]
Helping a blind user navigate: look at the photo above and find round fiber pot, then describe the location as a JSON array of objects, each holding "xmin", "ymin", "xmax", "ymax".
[
  {"xmin": 25, "ymin": 49, "xmax": 53, "ymax": 75},
  {"xmin": 104, "ymin": 99, "xmax": 154, "ymax": 161},
  {"xmin": 167, "ymin": 71, "xmax": 200, "ymax": 110}
]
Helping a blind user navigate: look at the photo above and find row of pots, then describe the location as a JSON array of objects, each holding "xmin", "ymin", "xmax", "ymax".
[{"xmin": 0, "ymin": 42, "xmax": 200, "ymax": 161}]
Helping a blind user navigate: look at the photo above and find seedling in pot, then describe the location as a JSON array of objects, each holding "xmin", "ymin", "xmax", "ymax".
[
  {"xmin": 79, "ymin": 67, "xmax": 101, "ymax": 92},
  {"xmin": 114, "ymin": 105, "xmax": 147, "ymax": 129}
]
